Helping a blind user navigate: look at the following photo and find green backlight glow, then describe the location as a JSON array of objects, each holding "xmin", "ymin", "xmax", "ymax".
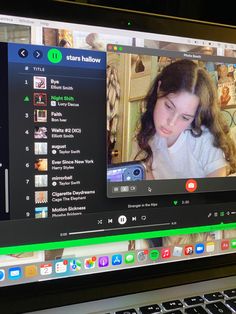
[{"xmin": 1, "ymin": 222, "xmax": 236, "ymax": 255}]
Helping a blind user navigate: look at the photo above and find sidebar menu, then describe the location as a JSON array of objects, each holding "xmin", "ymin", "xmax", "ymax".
[{"xmin": 8, "ymin": 44, "xmax": 106, "ymax": 221}]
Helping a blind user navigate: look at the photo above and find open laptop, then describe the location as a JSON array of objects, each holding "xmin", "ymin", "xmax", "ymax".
[{"xmin": 0, "ymin": 1, "xmax": 236, "ymax": 313}]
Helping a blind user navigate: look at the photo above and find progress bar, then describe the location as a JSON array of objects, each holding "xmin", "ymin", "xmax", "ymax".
[{"xmin": 69, "ymin": 222, "xmax": 172, "ymax": 236}]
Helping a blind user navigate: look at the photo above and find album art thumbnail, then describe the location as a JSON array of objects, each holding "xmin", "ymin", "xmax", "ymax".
[
  {"xmin": 35, "ymin": 207, "xmax": 48, "ymax": 218},
  {"xmin": 35, "ymin": 174, "xmax": 48, "ymax": 187},
  {"xmin": 33, "ymin": 76, "xmax": 47, "ymax": 90},
  {"xmin": 34, "ymin": 93, "xmax": 47, "ymax": 106},
  {"xmin": 35, "ymin": 158, "xmax": 48, "ymax": 171},
  {"xmin": 34, "ymin": 109, "xmax": 47, "ymax": 123},
  {"xmin": 35, "ymin": 191, "xmax": 48, "ymax": 204},
  {"xmin": 34, "ymin": 142, "xmax": 48, "ymax": 155},
  {"xmin": 34, "ymin": 126, "xmax": 47, "ymax": 139}
]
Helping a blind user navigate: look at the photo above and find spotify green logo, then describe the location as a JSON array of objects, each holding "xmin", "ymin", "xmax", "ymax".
[
  {"xmin": 149, "ymin": 249, "xmax": 159, "ymax": 261},
  {"xmin": 47, "ymin": 48, "xmax": 62, "ymax": 63}
]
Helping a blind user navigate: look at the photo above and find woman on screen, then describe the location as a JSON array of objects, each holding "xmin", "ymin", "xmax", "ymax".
[{"xmin": 133, "ymin": 59, "xmax": 236, "ymax": 179}]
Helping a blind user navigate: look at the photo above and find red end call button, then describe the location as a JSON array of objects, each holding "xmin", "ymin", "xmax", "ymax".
[{"xmin": 185, "ymin": 179, "xmax": 197, "ymax": 192}]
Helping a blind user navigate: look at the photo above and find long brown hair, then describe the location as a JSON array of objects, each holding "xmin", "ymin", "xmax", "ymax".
[{"xmin": 136, "ymin": 59, "xmax": 236, "ymax": 174}]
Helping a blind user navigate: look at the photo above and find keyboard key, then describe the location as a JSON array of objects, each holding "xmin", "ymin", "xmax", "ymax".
[
  {"xmin": 204, "ymin": 292, "xmax": 224, "ymax": 301},
  {"xmin": 184, "ymin": 296, "xmax": 204, "ymax": 306},
  {"xmin": 115, "ymin": 310, "xmax": 137, "ymax": 314},
  {"xmin": 185, "ymin": 305, "xmax": 208, "ymax": 314},
  {"xmin": 162, "ymin": 300, "xmax": 183, "ymax": 310},
  {"xmin": 224, "ymin": 288, "xmax": 236, "ymax": 298},
  {"xmin": 206, "ymin": 301, "xmax": 231, "ymax": 313},
  {"xmin": 139, "ymin": 304, "xmax": 161, "ymax": 313},
  {"xmin": 225, "ymin": 298, "xmax": 236, "ymax": 311}
]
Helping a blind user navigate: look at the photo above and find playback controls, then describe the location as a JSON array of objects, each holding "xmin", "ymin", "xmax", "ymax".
[
  {"xmin": 65, "ymin": 202, "xmax": 236, "ymax": 240},
  {"xmin": 67, "ymin": 210, "xmax": 178, "ymax": 237}
]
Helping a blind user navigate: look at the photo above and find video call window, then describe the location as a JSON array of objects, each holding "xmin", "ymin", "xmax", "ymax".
[{"xmin": 107, "ymin": 52, "xmax": 236, "ymax": 185}]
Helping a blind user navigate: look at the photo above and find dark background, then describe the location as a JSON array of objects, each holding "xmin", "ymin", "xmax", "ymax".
[{"xmin": 68, "ymin": 0, "xmax": 236, "ymax": 27}]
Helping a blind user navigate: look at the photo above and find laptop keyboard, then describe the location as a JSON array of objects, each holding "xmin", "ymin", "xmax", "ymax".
[{"xmin": 112, "ymin": 288, "xmax": 236, "ymax": 314}]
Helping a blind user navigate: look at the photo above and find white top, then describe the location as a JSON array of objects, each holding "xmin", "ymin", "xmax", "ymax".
[{"xmin": 148, "ymin": 128, "xmax": 227, "ymax": 179}]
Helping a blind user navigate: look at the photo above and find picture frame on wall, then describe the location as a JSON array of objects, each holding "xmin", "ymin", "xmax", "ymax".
[
  {"xmin": 129, "ymin": 54, "xmax": 152, "ymax": 101},
  {"xmin": 218, "ymin": 81, "xmax": 236, "ymax": 109}
]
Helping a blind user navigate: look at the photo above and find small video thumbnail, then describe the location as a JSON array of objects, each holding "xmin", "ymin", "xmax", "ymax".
[
  {"xmin": 35, "ymin": 175, "xmax": 48, "ymax": 188},
  {"xmin": 34, "ymin": 92, "xmax": 47, "ymax": 106},
  {"xmin": 34, "ymin": 142, "xmax": 48, "ymax": 155},
  {"xmin": 35, "ymin": 191, "xmax": 48, "ymax": 204},
  {"xmin": 35, "ymin": 158, "xmax": 48, "ymax": 171},
  {"xmin": 107, "ymin": 161, "xmax": 145, "ymax": 182},
  {"xmin": 33, "ymin": 76, "xmax": 47, "ymax": 90},
  {"xmin": 35, "ymin": 207, "xmax": 48, "ymax": 218},
  {"xmin": 34, "ymin": 109, "xmax": 47, "ymax": 123},
  {"xmin": 34, "ymin": 126, "xmax": 47, "ymax": 139}
]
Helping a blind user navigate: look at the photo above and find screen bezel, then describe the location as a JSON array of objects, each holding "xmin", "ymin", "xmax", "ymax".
[{"xmin": 1, "ymin": 1, "xmax": 236, "ymax": 312}]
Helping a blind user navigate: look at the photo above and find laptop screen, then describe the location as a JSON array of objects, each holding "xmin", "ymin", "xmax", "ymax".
[{"xmin": 0, "ymin": 0, "xmax": 236, "ymax": 299}]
